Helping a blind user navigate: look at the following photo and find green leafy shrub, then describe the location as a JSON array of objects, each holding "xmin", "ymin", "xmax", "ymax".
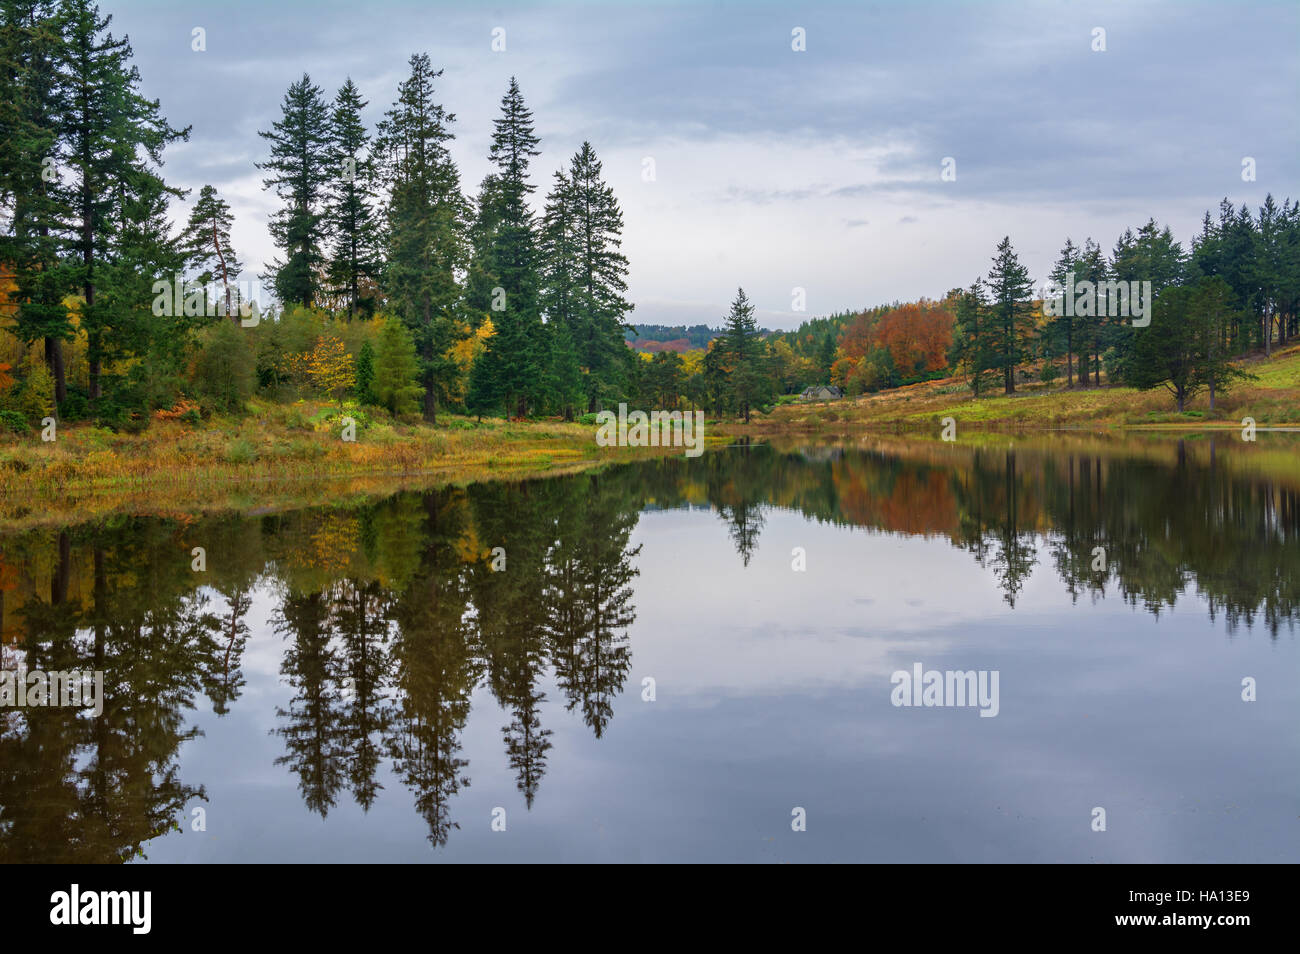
[
  {"xmin": 97, "ymin": 401, "xmax": 149, "ymax": 434},
  {"xmin": 16, "ymin": 355, "xmax": 54, "ymax": 420},
  {"xmin": 312, "ymin": 403, "xmax": 371, "ymax": 434},
  {"xmin": 59, "ymin": 390, "xmax": 90, "ymax": 421},
  {"xmin": 0, "ymin": 409, "xmax": 29, "ymax": 434},
  {"xmin": 195, "ymin": 320, "xmax": 257, "ymax": 413}
]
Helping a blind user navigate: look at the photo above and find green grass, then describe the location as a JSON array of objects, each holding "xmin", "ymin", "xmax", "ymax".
[
  {"xmin": 0, "ymin": 397, "xmax": 725, "ymax": 528},
  {"xmin": 728, "ymin": 347, "xmax": 1300, "ymax": 435}
]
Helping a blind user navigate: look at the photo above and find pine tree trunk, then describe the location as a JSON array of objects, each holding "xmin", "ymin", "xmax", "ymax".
[
  {"xmin": 45, "ymin": 337, "xmax": 66, "ymax": 406},
  {"xmin": 213, "ymin": 222, "xmax": 234, "ymax": 324},
  {"xmin": 84, "ymin": 216, "xmax": 99, "ymax": 400}
]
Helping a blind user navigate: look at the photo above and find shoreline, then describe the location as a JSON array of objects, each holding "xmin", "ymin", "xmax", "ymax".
[
  {"xmin": 5, "ymin": 358, "xmax": 1298, "ymax": 530},
  {"xmin": 0, "ymin": 411, "xmax": 719, "ymax": 532}
]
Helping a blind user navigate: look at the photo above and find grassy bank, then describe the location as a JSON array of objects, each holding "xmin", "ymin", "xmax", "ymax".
[
  {"xmin": 761, "ymin": 429, "xmax": 1300, "ymax": 493},
  {"xmin": 0, "ymin": 397, "xmax": 716, "ymax": 529},
  {"xmin": 727, "ymin": 345, "xmax": 1300, "ymax": 436},
  {"xmin": 6, "ymin": 345, "xmax": 1297, "ymax": 528}
]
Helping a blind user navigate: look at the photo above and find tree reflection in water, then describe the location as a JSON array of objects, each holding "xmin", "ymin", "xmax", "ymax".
[{"xmin": 1, "ymin": 436, "xmax": 1296, "ymax": 856}]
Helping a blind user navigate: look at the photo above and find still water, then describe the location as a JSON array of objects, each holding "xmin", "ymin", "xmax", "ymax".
[{"xmin": 2, "ymin": 435, "xmax": 1297, "ymax": 862}]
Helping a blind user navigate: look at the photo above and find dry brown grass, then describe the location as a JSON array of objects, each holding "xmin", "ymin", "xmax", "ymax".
[{"xmin": 0, "ymin": 398, "xmax": 716, "ymax": 529}]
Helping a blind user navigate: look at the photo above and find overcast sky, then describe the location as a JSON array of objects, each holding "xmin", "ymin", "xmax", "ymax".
[{"xmin": 111, "ymin": 0, "xmax": 1299, "ymax": 330}]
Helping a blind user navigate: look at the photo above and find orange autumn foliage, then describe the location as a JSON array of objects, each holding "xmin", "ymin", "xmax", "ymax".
[
  {"xmin": 872, "ymin": 303, "xmax": 955, "ymax": 377},
  {"xmin": 840, "ymin": 314, "xmax": 876, "ymax": 363}
]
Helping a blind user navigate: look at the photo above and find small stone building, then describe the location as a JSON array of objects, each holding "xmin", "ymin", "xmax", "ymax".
[{"xmin": 799, "ymin": 384, "xmax": 843, "ymax": 401}]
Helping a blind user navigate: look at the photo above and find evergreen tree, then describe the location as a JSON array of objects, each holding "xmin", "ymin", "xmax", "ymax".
[
  {"xmin": 1254, "ymin": 193, "xmax": 1285, "ymax": 355},
  {"xmin": 468, "ymin": 77, "xmax": 541, "ymax": 317},
  {"xmin": 0, "ymin": 0, "xmax": 73, "ymax": 406},
  {"xmin": 468, "ymin": 77, "xmax": 543, "ymax": 416},
  {"xmin": 371, "ymin": 318, "xmax": 422, "ymax": 417},
  {"xmin": 1109, "ymin": 219, "xmax": 1185, "ymax": 382},
  {"xmin": 540, "ymin": 142, "xmax": 633, "ymax": 412},
  {"xmin": 101, "ymin": 169, "xmax": 190, "ymax": 412},
  {"xmin": 1128, "ymin": 278, "xmax": 1249, "ymax": 412},
  {"xmin": 544, "ymin": 319, "xmax": 583, "ymax": 420},
  {"xmin": 984, "ymin": 237, "xmax": 1035, "ymax": 394},
  {"xmin": 1188, "ymin": 276, "xmax": 1250, "ymax": 410},
  {"xmin": 354, "ymin": 338, "xmax": 374, "ymax": 404},
  {"xmin": 816, "ymin": 332, "xmax": 837, "ymax": 385},
  {"xmin": 722, "ymin": 287, "xmax": 766, "ymax": 422},
  {"xmin": 644, "ymin": 349, "xmax": 684, "ymax": 409},
  {"xmin": 58, "ymin": 0, "xmax": 189, "ymax": 404},
  {"xmin": 325, "ymin": 78, "xmax": 379, "ymax": 319},
  {"xmin": 1047, "ymin": 238, "xmax": 1079, "ymax": 387},
  {"xmin": 465, "ymin": 341, "xmax": 501, "ymax": 421},
  {"xmin": 1128, "ymin": 284, "xmax": 1198, "ymax": 411},
  {"xmin": 1073, "ymin": 237, "xmax": 1108, "ymax": 386},
  {"xmin": 948, "ymin": 279, "xmax": 993, "ymax": 396},
  {"xmin": 375, "ymin": 53, "xmax": 470, "ymax": 422},
  {"xmin": 258, "ymin": 73, "xmax": 331, "ymax": 308},
  {"xmin": 182, "ymin": 184, "xmax": 241, "ymax": 320}
]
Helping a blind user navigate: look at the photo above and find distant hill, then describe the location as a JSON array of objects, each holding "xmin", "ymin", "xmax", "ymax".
[
  {"xmin": 625, "ymin": 324, "xmax": 718, "ymax": 351},
  {"xmin": 624, "ymin": 322, "xmax": 792, "ymax": 352}
]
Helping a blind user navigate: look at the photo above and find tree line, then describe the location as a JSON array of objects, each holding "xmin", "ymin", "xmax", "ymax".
[
  {"xmin": 824, "ymin": 199, "xmax": 1300, "ymax": 410},
  {"xmin": 4, "ymin": 1, "xmax": 1298, "ymax": 431},
  {"xmin": 0, "ymin": 0, "xmax": 644, "ymax": 430}
]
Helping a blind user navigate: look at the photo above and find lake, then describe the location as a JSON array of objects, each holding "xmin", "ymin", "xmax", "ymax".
[{"xmin": 1, "ymin": 434, "xmax": 1297, "ymax": 862}]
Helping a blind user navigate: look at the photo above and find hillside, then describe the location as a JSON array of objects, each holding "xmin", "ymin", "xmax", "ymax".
[{"xmin": 736, "ymin": 345, "xmax": 1300, "ymax": 434}]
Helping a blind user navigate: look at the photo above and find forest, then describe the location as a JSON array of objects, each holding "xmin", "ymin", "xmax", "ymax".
[{"xmin": 2, "ymin": 0, "xmax": 1299, "ymax": 453}]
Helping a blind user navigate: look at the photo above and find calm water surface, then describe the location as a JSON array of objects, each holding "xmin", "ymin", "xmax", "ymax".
[{"xmin": 2, "ymin": 435, "xmax": 1297, "ymax": 862}]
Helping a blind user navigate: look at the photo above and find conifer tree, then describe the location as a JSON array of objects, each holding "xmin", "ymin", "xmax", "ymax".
[
  {"xmin": 948, "ymin": 280, "xmax": 993, "ymax": 396},
  {"xmin": 375, "ymin": 53, "xmax": 470, "ymax": 422},
  {"xmin": 540, "ymin": 142, "xmax": 633, "ymax": 412},
  {"xmin": 258, "ymin": 73, "xmax": 331, "ymax": 309},
  {"xmin": 182, "ymin": 184, "xmax": 241, "ymax": 320},
  {"xmin": 1047, "ymin": 238, "xmax": 1079, "ymax": 387},
  {"xmin": 371, "ymin": 318, "xmax": 423, "ymax": 417},
  {"xmin": 984, "ymin": 237, "xmax": 1035, "ymax": 394},
  {"xmin": 465, "ymin": 341, "xmax": 501, "ymax": 421},
  {"xmin": 469, "ymin": 77, "xmax": 543, "ymax": 416},
  {"xmin": 544, "ymin": 319, "xmax": 583, "ymax": 420},
  {"xmin": 723, "ymin": 287, "xmax": 765, "ymax": 422},
  {"xmin": 0, "ymin": 0, "xmax": 73, "ymax": 406},
  {"xmin": 59, "ymin": 0, "xmax": 189, "ymax": 404},
  {"xmin": 325, "ymin": 78, "xmax": 379, "ymax": 319}
]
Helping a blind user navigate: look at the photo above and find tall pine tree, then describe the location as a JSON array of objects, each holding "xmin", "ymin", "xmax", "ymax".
[
  {"xmin": 59, "ymin": 0, "xmax": 189, "ymax": 404},
  {"xmin": 325, "ymin": 77, "xmax": 379, "ymax": 319},
  {"xmin": 1047, "ymin": 238, "xmax": 1080, "ymax": 387},
  {"xmin": 375, "ymin": 53, "xmax": 470, "ymax": 422},
  {"xmin": 540, "ymin": 142, "xmax": 633, "ymax": 412},
  {"xmin": 0, "ymin": 0, "xmax": 73, "ymax": 406},
  {"xmin": 984, "ymin": 236, "xmax": 1035, "ymax": 395},
  {"xmin": 468, "ymin": 77, "xmax": 543, "ymax": 417},
  {"xmin": 182, "ymin": 184, "xmax": 241, "ymax": 320},
  {"xmin": 258, "ymin": 73, "xmax": 330, "ymax": 309},
  {"xmin": 722, "ymin": 286, "xmax": 765, "ymax": 422}
]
